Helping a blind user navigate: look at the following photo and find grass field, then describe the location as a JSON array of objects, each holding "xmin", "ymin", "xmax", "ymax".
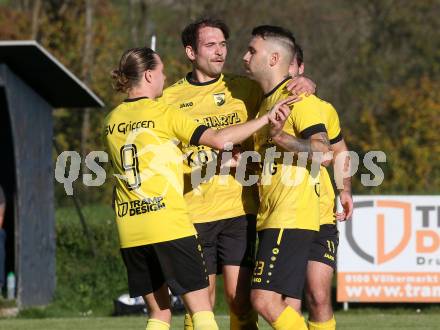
[
  {"xmin": 1, "ymin": 205, "xmax": 438, "ymax": 329},
  {"xmin": 1, "ymin": 311, "xmax": 440, "ymax": 330}
]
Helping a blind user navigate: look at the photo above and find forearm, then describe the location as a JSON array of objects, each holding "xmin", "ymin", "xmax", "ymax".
[
  {"xmin": 214, "ymin": 115, "xmax": 268, "ymax": 147},
  {"xmin": 272, "ymin": 132, "xmax": 330, "ymax": 157},
  {"xmin": 333, "ymin": 140, "xmax": 352, "ymax": 193},
  {"xmin": 272, "ymin": 131, "xmax": 311, "ymax": 153},
  {"xmin": 340, "ymin": 176, "xmax": 352, "ymax": 194}
]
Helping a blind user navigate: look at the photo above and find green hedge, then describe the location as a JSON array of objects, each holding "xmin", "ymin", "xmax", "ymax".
[{"xmin": 54, "ymin": 204, "xmax": 127, "ymax": 315}]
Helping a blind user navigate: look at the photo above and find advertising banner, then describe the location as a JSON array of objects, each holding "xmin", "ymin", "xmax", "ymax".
[{"xmin": 337, "ymin": 196, "xmax": 440, "ymax": 302}]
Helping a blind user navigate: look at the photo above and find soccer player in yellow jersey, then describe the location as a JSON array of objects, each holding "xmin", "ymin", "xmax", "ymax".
[
  {"xmin": 242, "ymin": 26, "xmax": 332, "ymax": 330},
  {"xmin": 105, "ymin": 47, "xmax": 296, "ymax": 330},
  {"xmin": 160, "ymin": 18, "xmax": 316, "ymax": 330},
  {"xmin": 289, "ymin": 44, "xmax": 353, "ymax": 330}
]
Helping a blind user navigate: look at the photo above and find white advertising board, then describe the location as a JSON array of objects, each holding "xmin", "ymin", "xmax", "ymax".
[{"xmin": 337, "ymin": 195, "xmax": 440, "ymax": 302}]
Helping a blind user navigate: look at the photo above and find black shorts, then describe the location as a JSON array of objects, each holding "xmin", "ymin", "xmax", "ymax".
[
  {"xmin": 308, "ymin": 224, "xmax": 339, "ymax": 270},
  {"xmin": 120, "ymin": 235, "xmax": 209, "ymax": 297},
  {"xmin": 194, "ymin": 215, "xmax": 256, "ymax": 275},
  {"xmin": 251, "ymin": 228, "xmax": 316, "ymax": 299}
]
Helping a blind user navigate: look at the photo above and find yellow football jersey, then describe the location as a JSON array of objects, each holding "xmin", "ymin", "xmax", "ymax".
[
  {"xmin": 320, "ymin": 102, "xmax": 343, "ymax": 225},
  {"xmin": 160, "ymin": 73, "xmax": 263, "ymax": 223},
  {"xmin": 254, "ymin": 78, "xmax": 327, "ymax": 232},
  {"xmin": 104, "ymin": 97, "xmax": 206, "ymax": 248}
]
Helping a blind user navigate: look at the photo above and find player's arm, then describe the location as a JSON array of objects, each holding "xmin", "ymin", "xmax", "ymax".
[
  {"xmin": 272, "ymin": 131, "xmax": 330, "ymax": 154},
  {"xmin": 332, "ymin": 138, "xmax": 353, "ymax": 220},
  {"xmin": 198, "ymin": 95, "xmax": 298, "ymax": 150},
  {"xmin": 273, "ymin": 132, "xmax": 331, "ymax": 166},
  {"xmin": 269, "ymin": 110, "xmax": 331, "ymax": 165},
  {"xmin": 325, "ymin": 103, "xmax": 353, "ymax": 220},
  {"xmin": 285, "ymin": 76, "xmax": 316, "ymax": 96}
]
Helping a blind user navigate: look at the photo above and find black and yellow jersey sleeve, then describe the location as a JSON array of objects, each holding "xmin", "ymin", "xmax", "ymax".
[
  {"xmin": 287, "ymin": 94, "xmax": 328, "ymax": 139},
  {"xmin": 322, "ymin": 102, "xmax": 342, "ymax": 144},
  {"xmin": 160, "ymin": 73, "xmax": 262, "ymax": 223},
  {"xmin": 164, "ymin": 106, "xmax": 208, "ymax": 146}
]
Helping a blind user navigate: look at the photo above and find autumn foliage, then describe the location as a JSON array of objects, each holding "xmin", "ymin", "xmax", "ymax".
[{"xmin": 0, "ymin": 0, "xmax": 439, "ymax": 202}]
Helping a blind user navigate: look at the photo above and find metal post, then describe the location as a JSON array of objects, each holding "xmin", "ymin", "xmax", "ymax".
[{"xmin": 150, "ymin": 35, "xmax": 156, "ymax": 51}]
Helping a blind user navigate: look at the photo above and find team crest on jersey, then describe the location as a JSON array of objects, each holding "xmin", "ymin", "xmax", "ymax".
[
  {"xmin": 213, "ymin": 93, "xmax": 226, "ymax": 106},
  {"xmin": 117, "ymin": 202, "xmax": 129, "ymax": 217}
]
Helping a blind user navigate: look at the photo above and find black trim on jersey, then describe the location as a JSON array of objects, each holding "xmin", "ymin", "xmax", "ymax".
[
  {"xmin": 190, "ymin": 125, "xmax": 209, "ymax": 146},
  {"xmin": 124, "ymin": 96, "xmax": 150, "ymax": 102},
  {"xmin": 330, "ymin": 132, "xmax": 343, "ymax": 145},
  {"xmin": 264, "ymin": 76, "xmax": 291, "ymax": 98},
  {"xmin": 300, "ymin": 123, "xmax": 327, "ymax": 139},
  {"xmin": 186, "ymin": 72, "xmax": 221, "ymax": 86}
]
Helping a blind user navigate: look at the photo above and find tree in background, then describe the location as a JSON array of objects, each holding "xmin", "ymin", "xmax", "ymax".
[
  {"xmin": 353, "ymin": 77, "xmax": 440, "ymax": 194},
  {"xmin": 0, "ymin": 0, "xmax": 439, "ymax": 201}
]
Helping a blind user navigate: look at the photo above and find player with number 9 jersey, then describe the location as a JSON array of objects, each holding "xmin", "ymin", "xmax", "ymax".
[{"xmin": 104, "ymin": 97, "xmax": 205, "ymax": 248}]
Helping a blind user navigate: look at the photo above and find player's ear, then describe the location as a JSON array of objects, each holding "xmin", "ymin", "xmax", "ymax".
[
  {"xmin": 299, "ymin": 63, "xmax": 305, "ymax": 75},
  {"xmin": 269, "ymin": 52, "xmax": 279, "ymax": 67},
  {"xmin": 185, "ymin": 46, "xmax": 196, "ymax": 61},
  {"xmin": 145, "ymin": 70, "xmax": 153, "ymax": 83}
]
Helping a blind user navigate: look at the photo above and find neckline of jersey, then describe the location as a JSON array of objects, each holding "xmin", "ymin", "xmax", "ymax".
[
  {"xmin": 123, "ymin": 96, "xmax": 150, "ymax": 102},
  {"xmin": 185, "ymin": 72, "xmax": 222, "ymax": 86},
  {"xmin": 264, "ymin": 76, "xmax": 291, "ymax": 98}
]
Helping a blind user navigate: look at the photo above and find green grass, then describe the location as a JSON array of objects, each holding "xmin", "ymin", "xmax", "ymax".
[
  {"xmin": 1, "ymin": 310, "xmax": 440, "ymax": 330},
  {"xmin": 6, "ymin": 204, "xmax": 439, "ymax": 329}
]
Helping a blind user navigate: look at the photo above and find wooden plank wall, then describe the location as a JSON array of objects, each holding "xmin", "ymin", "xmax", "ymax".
[{"xmin": 0, "ymin": 64, "xmax": 55, "ymax": 307}]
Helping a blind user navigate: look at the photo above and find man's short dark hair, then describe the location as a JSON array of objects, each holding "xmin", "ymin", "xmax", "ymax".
[
  {"xmin": 251, "ymin": 25, "xmax": 297, "ymax": 58},
  {"xmin": 181, "ymin": 17, "xmax": 230, "ymax": 51},
  {"xmin": 295, "ymin": 43, "xmax": 304, "ymax": 66}
]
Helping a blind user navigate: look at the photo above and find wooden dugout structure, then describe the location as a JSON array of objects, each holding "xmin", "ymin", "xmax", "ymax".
[{"xmin": 0, "ymin": 40, "xmax": 103, "ymax": 307}]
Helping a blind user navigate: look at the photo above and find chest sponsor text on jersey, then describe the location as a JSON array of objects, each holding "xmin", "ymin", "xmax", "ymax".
[
  {"xmin": 196, "ymin": 112, "xmax": 241, "ymax": 128},
  {"xmin": 117, "ymin": 196, "xmax": 166, "ymax": 217}
]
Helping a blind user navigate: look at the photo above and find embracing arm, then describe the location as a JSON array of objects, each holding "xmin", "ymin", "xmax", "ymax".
[
  {"xmin": 271, "ymin": 131, "xmax": 330, "ymax": 154},
  {"xmin": 286, "ymin": 76, "xmax": 316, "ymax": 96},
  {"xmin": 332, "ymin": 138, "xmax": 353, "ymax": 220},
  {"xmin": 269, "ymin": 116, "xmax": 332, "ymax": 165},
  {"xmin": 199, "ymin": 115, "xmax": 269, "ymax": 150},
  {"xmin": 198, "ymin": 95, "xmax": 299, "ymax": 150}
]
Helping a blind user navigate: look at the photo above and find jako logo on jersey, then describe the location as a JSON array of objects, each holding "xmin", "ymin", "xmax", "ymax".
[
  {"xmin": 180, "ymin": 101, "xmax": 194, "ymax": 109},
  {"xmin": 213, "ymin": 93, "xmax": 226, "ymax": 106},
  {"xmin": 347, "ymin": 200, "xmax": 411, "ymax": 265},
  {"xmin": 199, "ymin": 112, "xmax": 241, "ymax": 128}
]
